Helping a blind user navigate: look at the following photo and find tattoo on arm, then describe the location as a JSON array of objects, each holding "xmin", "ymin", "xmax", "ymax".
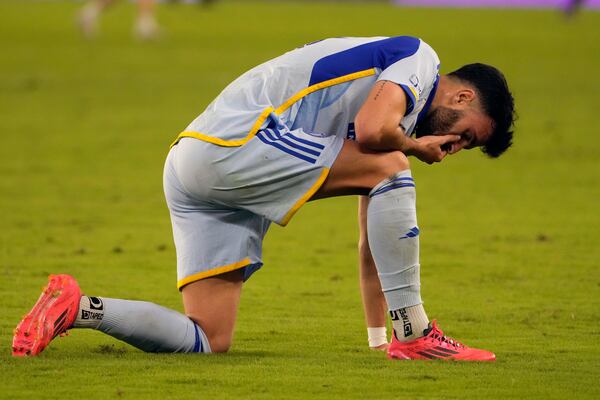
[{"xmin": 373, "ymin": 81, "xmax": 387, "ymax": 101}]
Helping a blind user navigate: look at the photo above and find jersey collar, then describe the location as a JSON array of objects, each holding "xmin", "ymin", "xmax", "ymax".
[{"xmin": 416, "ymin": 74, "xmax": 440, "ymax": 125}]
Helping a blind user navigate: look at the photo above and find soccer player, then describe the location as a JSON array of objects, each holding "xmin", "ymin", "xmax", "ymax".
[
  {"xmin": 78, "ymin": 0, "xmax": 160, "ymax": 40},
  {"xmin": 13, "ymin": 36, "xmax": 514, "ymax": 360}
]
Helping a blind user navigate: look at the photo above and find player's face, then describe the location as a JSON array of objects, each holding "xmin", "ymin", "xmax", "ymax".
[
  {"xmin": 415, "ymin": 106, "xmax": 493, "ymax": 153},
  {"xmin": 415, "ymin": 106, "xmax": 462, "ymax": 138}
]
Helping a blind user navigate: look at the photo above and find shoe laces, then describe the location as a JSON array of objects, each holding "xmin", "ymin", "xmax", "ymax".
[{"xmin": 427, "ymin": 320, "xmax": 464, "ymax": 349}]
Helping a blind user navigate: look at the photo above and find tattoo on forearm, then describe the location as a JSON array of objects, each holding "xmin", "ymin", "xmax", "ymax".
[{"xmin": 373, "ymin": 81, "xmax": 387, "ymax": 101}]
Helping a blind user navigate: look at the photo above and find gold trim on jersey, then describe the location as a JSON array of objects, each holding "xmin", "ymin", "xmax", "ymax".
[
  {"xmin": 407, "ymin": 85, "xmax": 419, "ymax": 102},
  {"xmin": 170, "ymin": 68, "xmax": 377, "ymax": 148},
  {"xmin": 280, "ymin": 167, "xmax": 330, "ymax": 226}
]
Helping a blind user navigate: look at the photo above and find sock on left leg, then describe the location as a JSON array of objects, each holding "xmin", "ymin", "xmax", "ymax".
[{"xmin": 73, "ymin": 296, "xmax": 211, "ymax": 353}]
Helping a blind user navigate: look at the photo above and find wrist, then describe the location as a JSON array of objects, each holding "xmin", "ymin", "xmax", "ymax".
[{"xmin": 400, "ymin": 136, "xmax": 419, "ymax": 156}]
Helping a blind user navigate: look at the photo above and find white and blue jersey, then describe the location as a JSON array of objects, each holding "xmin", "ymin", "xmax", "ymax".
[
  {"xmin": 165, "ymin": 36, "xmax": 442, "ymax": 288},
  {"xmin": 174, "ymin": 36, "xmax": 440, "ymax": 147}
]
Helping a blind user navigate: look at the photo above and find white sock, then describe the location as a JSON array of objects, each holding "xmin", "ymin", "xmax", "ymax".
[
  {"xmin": 74, "ymin": 296, "xmax": 211, "ymax": 353},
  {"xmin": 367, "ymin": 170, "xmax": 422, "ymax": 308},
  {"xmin": 367, "ymin": 170, "xmax": 429, "ymax": 341},
  {"xmin": 134, "ymin": 14, "xmax": 159, "ymax": 40},
  {"xmin": 73, "ymin": 295, "xmax": 104, "ymax": 329},
  {"xmin": 390, "ymin": 304, "xmax": 429, "ymax": 342},
  {"xmin": 78, "ymin": 3, "xmax": 101, "ymax": 38}
]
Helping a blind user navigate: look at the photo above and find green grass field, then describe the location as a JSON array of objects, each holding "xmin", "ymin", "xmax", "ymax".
[{"xmin": 1, "ymin": 1, "xmax": 599, "ymax": 398}]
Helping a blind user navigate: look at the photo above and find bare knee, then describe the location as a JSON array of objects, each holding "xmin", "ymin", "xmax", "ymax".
[
  {"xmin": 206, "ymin": 333, "xmax": 233, "ymax": 353},
  {"xmin": 360, "ymin": 151, "xmax": 410, "ymax": 190},
  {"xmin": 188, "ymin": 315, "xmax": 234, "ymax": 353},
  {"xmin": 181, "ymin": 270, "xmax": 244, "ymax": 354},
  {"xmin": 376, "ymin": 151, "xmax": 410, "ymax": 179}
]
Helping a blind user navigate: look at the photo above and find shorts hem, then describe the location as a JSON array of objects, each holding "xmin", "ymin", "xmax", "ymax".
[
  {"xmin": 279, "ymin": 167, "xmax": 330, "ymax": 226},
  {"xmin": 177, "ymin": 257, "xmax": 252, "ymax": 290}
]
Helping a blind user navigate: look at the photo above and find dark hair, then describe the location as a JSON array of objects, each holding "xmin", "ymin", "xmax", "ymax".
[{"xmin": 448, "ymin": 63, "xmax": 515, "ymax": 158}]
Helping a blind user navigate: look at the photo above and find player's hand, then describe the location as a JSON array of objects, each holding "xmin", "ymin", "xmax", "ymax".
[{"xmin": 412, "ymin": 134, "xmax": 461, "ymax": 164}]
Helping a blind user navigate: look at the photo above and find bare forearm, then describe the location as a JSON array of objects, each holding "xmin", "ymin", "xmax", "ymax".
[
  {"xmin": 357, "ymin": 123, "xmax": 434, "ymax": 161},
  {"xmin": 357, "ymin": 125, "xmax": 410, "ymax": 153}
]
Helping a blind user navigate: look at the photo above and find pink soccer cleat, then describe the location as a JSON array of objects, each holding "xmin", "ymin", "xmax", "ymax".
[
  {"xmin": 387, "ymin": 320, "xmax": 496, "ymax": 361},
  {"xmin": 12, "ymin": 274, "xmax": 81, "ymax": 357}
]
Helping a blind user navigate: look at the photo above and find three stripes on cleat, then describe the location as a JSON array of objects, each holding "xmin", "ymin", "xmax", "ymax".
[
  {"xmin": 416, "ymin": 346, "xmax": 460, "ymax": 359},
  {"xmin": 53, "ymin": 309, "xmax": 69, "ymax": 339}
]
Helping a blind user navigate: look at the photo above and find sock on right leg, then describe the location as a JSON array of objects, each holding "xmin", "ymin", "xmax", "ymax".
[
  {"xmin": 390, "ymin": 304, "xmax": 429, "ymax": 342},
  {"xmin": 367, "ymin": 170, "xmax": 430, "ymax": 341}
]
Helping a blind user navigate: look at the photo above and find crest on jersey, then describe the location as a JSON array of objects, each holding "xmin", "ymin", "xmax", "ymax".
[{"xmin": 410, "ymin": 74, "xmax": 419, "ymax": 87}]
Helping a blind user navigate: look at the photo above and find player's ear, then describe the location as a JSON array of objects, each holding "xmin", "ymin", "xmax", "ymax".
[{"xmin": 454, "ymin": 88, "xmax": 476, "ymax": 106}]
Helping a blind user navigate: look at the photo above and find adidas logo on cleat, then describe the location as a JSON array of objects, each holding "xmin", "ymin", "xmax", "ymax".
[{"xmin": 416, "ymin": 346, "xmax": 460, "ymax": 359}]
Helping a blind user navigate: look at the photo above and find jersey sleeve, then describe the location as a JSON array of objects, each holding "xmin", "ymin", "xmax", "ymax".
[{"xmin": 377, "ymin": 40, "xmax": 440, "ymax": 115}]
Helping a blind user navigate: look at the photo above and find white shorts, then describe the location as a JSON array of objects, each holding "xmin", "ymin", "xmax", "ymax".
[{"xmin": 163, "ymin": 127, "xmax": 344, "ymax": 289}]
